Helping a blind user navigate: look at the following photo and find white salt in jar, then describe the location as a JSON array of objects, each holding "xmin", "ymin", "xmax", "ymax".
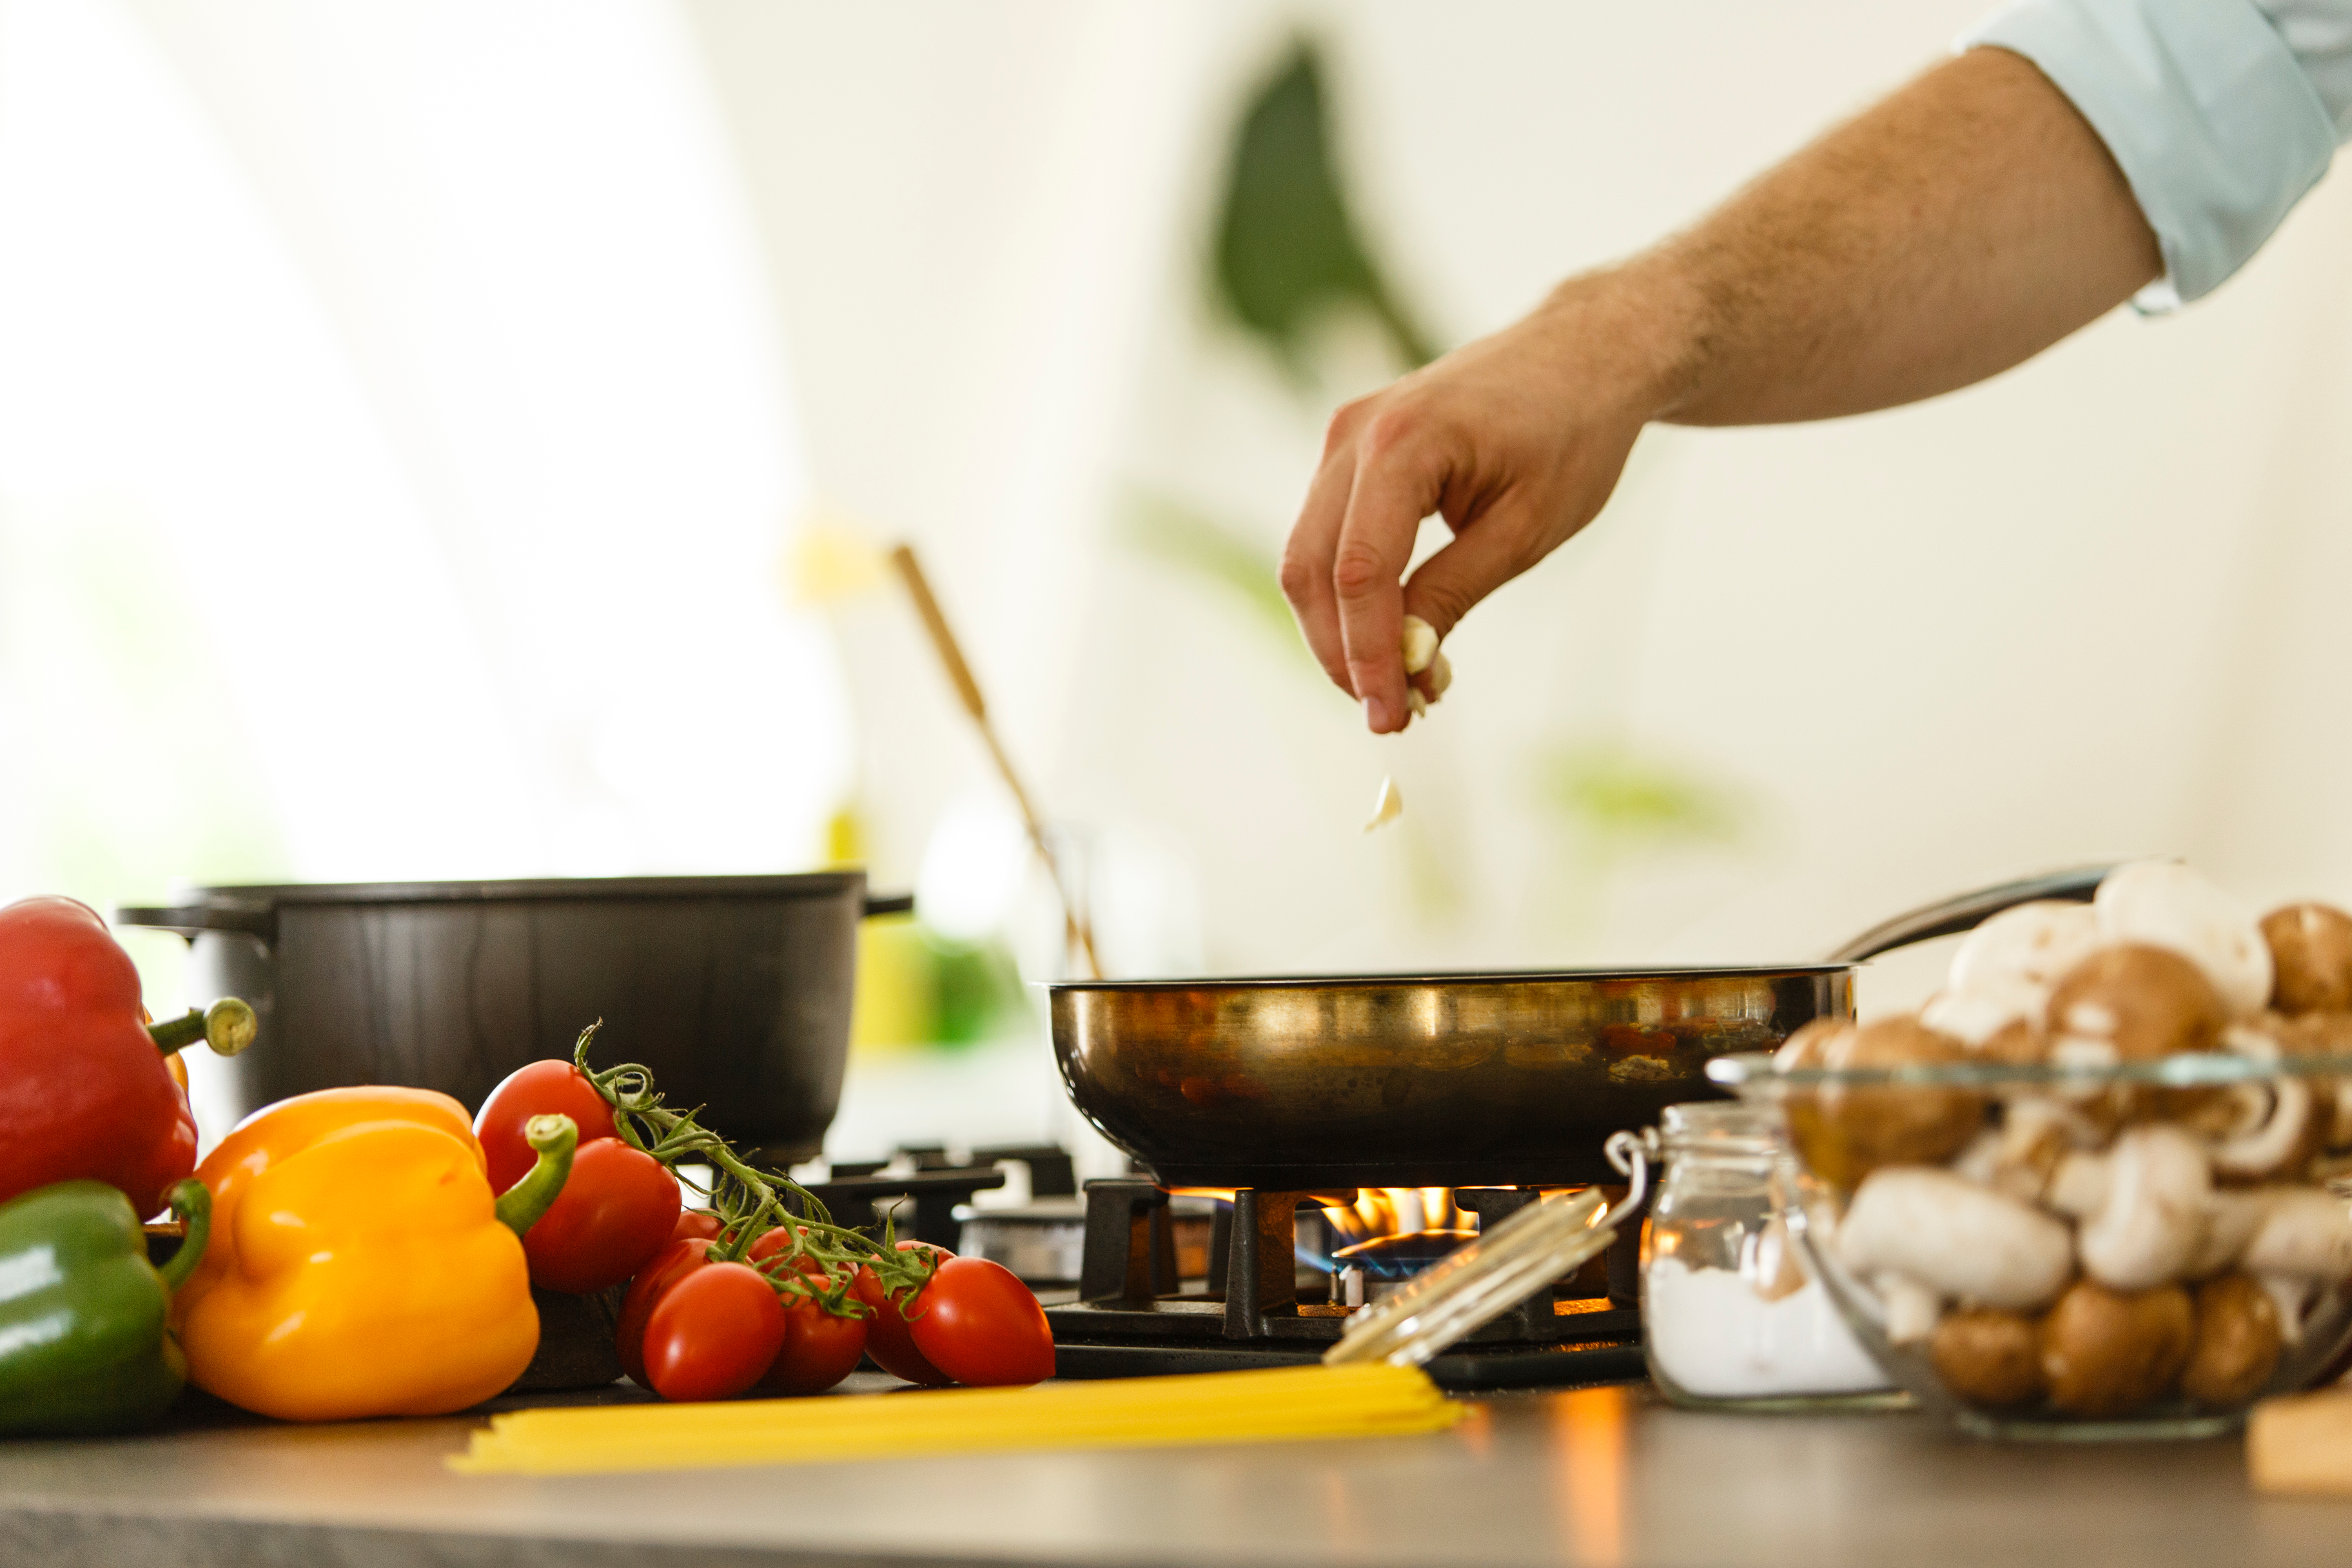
[{"xmin": 1639, "ymin": 1100, "xmax": 1896, "ymax": 1409}]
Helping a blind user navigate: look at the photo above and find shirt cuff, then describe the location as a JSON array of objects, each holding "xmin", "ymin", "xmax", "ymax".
[{"xmin": 1962, "ymin": 0, "xmax": 2337, "ymax": 309}]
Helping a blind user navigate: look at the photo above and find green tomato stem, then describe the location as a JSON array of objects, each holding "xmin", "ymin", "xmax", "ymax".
[
  {"xmin": 493, "ymin": 1114, "xmax": 578, "ymax": 1236},
  {"xmin": 158, "ymin": 1179, "xmax": 212, "ymax": 1293},
  {"xmin": 563, "ymin": 1022, "xmax": 940, "ymax": 1305}
]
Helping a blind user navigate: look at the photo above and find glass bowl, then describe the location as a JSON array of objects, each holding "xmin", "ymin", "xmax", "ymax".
[{"xmin": 1708, "ymin": 1048, "xmax": 2352, "ymax": 1440}]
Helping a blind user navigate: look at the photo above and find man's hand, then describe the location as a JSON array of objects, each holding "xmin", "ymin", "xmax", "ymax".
[
  {"xmin": 1281, "ymin": 48, "xmax": 2158, "ymax": 734},
  {"xmin": 1279, "ymin": 277, "xmax": 1689, "ymax": 733}
]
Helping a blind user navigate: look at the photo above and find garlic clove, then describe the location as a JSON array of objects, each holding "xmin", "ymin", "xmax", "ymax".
[
  {"xmin": 1424, "ymin": 649, "xmax": 1453, "ymax": 701},
  {"xmin": 1363, "ymin": 776, "xmax": 1403, "ymax": 833},
  {"xmin": 1400, "ymin": 615, "xmax": 1439, "ymax": 675}
]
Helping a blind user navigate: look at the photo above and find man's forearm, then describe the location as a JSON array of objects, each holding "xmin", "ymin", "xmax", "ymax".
[{"xmin": 1593, "ymin": 47, "xmax": 2163, "ymax": 428}]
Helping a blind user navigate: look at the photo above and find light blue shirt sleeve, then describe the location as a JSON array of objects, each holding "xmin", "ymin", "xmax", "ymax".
[{"xmin": 1963, "ymin": 0, "xmax": 2350, "ymax": 309}]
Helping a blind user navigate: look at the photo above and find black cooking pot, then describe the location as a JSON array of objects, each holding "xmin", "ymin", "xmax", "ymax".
[{"xmin": 118, "ymin": 873, "xmax": 909, "ymax": 1163}]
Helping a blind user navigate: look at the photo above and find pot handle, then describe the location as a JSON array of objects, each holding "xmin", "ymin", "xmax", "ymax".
[
  {"xmin": 863, "ymin": 892, "xmax": 915, "ymax": 918},
  {"xmin": 115, "ymin": 903, "xmax": 277, "ymax": 944},
  {"xmin": 1824, "ymin": 863, "xmax": 2119, "ymax": 964}
]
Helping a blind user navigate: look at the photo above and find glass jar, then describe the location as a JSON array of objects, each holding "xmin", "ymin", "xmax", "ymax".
[{"xmin": 1640, "ymin": 1100, "xmax": 1898, "ymax": 1410}]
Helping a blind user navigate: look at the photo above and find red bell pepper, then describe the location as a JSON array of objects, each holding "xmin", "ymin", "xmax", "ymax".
[{"xmin": 0, "ymin": 897, "xmax": 253, "ymax": 1216}]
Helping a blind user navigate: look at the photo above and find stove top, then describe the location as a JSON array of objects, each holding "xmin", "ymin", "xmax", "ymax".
[{"xmin": 1042, "ymin": 1180, "xmax": 1646, "ymax": 1391}]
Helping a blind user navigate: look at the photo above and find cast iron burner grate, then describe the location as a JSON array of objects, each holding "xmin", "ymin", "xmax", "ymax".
[{"xmin": 1043, "ymin": 1180, "xmax": 1645, "ymax": 1391}]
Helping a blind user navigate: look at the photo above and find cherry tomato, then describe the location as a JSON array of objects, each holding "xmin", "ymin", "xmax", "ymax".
[
  {"xmin": 642, "ymin": 1261, "xmax": 787, "ymax": 1401},
  {"xmin": 521, "ymin": 1137, "xmax": 682, "ymax": 1293},
  {"xmin": 855, "ymin": 1242, "xmax": 953, "ymax": 1386},
  {"xmin": 475, "ymin": 1059, "xmax": 619, "ymax": 1194},
  {"xmin": 906, "ymin": 1256, "xmax": 1054, "ymax": 1386},
  {"xmin": 756, "ymin": 1293, "xmax": 869, "ymax": 1395},
  {"xmin": 617, "ymin": 1238, "xmax": 714, "ymax": 1387},
  {"xmin": 742, "ymin": 1227, "xmax": 871, "ymax": 1395}
]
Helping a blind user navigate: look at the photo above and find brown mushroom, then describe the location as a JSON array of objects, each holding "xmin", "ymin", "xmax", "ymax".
[
  {"xmin": 2179, "ymin": 1273, "xmax": 2284, "ymax": 1406},
  {"xmin": 2046, "ymin": 944, "xmax": 2226, "ymax": 1125},
  {"xmin": 1780, "ymin": 1016, "xmax": 1985, "ymax": 1190},
  {"xmin": 2047, "ymin": 944, "xmax": 2226, "ymax": 1062},
  {"xmin": 1931, "ymin": 1308, "xmax": 2047, "ymax": 1408},
  {"xmin": 2038, "ymin": 1280, "xmax": 2193, "ymax": 1419},
  {"xmin": 1775, "ymin": 1016, "xmax": 1849, "ymax": 1072},
  {"xmin": 2262, "ymin": 903, "xmax": 2352, "ymax": 1016}
]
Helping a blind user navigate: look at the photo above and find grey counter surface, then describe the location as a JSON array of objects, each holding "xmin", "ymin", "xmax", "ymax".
[{"xmin": 3, "ymin": 1375, "xmax": 2348, "ymax": 1568}]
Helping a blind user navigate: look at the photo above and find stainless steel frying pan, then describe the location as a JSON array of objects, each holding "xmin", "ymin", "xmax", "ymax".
[{"xmin": 1049, "ymin": 866, "xmax": 2110, "ymax": 1189}]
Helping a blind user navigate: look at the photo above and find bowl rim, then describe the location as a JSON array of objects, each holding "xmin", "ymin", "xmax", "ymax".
[{"xmin": 1708, "ymin": 1048, "xmax": 2352, "ymax": 1093}]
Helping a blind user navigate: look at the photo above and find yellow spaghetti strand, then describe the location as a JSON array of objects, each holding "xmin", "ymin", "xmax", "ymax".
[{"xmin": 450, "ymin": 1363, "xmax": 1462, "ymax": 1476}]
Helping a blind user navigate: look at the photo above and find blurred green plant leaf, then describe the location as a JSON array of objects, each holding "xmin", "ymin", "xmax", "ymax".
[
  {"xmin": 1212, "ymin": 39, "xmax": 1435, "ymax": 375},
  {"xmin": 1120, "ymin": 490, "xmax": 1310, "ymax": 663},
  {"xmin": 928, "ymin": 927, "xmax": 1027, "ymax": 1047},
  {"xmin": 1533, "ymin": 737, "xmax": 1749, "ymax": 863}
]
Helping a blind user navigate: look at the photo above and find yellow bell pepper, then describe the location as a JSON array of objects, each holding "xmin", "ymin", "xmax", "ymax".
[{"xmin": 175, "ymin": 1086, "xmax": 575, "ymax": 1422}]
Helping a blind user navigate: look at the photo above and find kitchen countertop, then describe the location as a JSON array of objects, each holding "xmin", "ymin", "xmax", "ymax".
[{"xmin": 4, "ymin": 1375, "xmax": 2348, "ymax": 1568}]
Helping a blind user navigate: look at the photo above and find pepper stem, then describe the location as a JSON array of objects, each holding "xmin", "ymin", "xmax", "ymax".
[
  {"xmin": 148, "ymin": 998, "xmax": 259, "ymax": 1058},
  {"xmin": 158, "ymin": 1179, "xmax": 211, "ymax": 1293},
  {"xmin": 493, "ymin": 1114, "xmax": 578, "ymax": 1236}
]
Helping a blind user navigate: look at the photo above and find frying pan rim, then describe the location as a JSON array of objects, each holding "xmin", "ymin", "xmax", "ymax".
[{"xmin": 1047, "ymin": 963, "xmax": 1853, "ymax": 992}]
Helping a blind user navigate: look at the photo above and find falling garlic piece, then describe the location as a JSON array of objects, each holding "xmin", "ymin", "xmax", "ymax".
[{"xmin": 1364, "ymin": 775, "xmax": 1403, "ymax": 832}]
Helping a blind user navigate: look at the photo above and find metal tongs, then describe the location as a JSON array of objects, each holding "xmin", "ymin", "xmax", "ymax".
[{"xmin": 1323, "ymin": 1131, "xmax": 1655, "ymax": 1367}]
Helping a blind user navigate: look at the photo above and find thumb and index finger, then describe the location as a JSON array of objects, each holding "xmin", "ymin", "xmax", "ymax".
[{"xmin": 1288, "ymin": 410, "xmax": 1524, "ymax": 734}]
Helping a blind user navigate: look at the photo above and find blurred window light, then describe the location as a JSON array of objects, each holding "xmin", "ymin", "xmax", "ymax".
[
  {"xmin": 915, "ymin": 793, "xmax": 1032, "ymax": 943},
  {"xmin": 0, "ymin": 0, "xmax": 846, "ymax": 913}
]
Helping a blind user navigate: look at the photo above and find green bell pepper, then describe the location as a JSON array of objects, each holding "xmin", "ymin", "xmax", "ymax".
[{"xmin": 0, "ymin": 1177, "xmax": 209, "ymax": 1435}]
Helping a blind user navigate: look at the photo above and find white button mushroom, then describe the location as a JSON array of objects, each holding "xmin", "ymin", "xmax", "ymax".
[
  {"xmin": 1835, "ymin": 1166, "xmax": 2074, "ymax": 1314},
  {"xmin": 1949, "ymin": 900, "xmax": 2104, "ymax": 1007},
  {"xmin": 1949, "ymin": 1098, "xmax": 2097, "ymax": 1205},
  {"xmin": 2186, "ymin": 1187, "xmax": 2277, "ymax": 1278},
  {"xmin": 2269, "ymin": 1011, "xmax": 2352, "ymax": 1163},
  {"xmin": 2046, "ymin": 1123, "xmax": 2214, "ymax": 1292},
  {"xmin": 2238, "ymin": 1187, "xmax": 2352, "ymax": 1281},
  {"xmin": 1920, "ymin": 985, "xmax": 2045, "ymax": 1054},
  {"xmin": 2192, "ymin": 1024, "xmax": 2328, "ymax": 1185},
  {"xmin": 1873, "ymin": 1273, "xmax": 1945, "ymax": 1346},
  {"xmin": 2096, "ymin": 861, "xmax": 2274, "ymax": 1018}
]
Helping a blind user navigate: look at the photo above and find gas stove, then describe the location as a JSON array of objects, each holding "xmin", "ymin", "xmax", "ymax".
[{"xmin": 1043, "ymin": 1180, "xmax": 1645, "ymax": 1391}]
